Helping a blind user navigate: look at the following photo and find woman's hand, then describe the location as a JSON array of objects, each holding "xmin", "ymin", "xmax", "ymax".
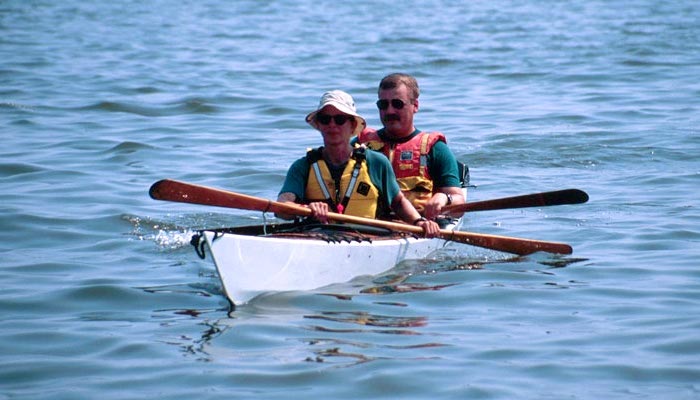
[
  {"xmin": 308, "ymin": 201, "xmax": 330, "ymax": 224},
  {"xmin": 415, "ymin": 218, "xmax": 440, "ymax": 238}
]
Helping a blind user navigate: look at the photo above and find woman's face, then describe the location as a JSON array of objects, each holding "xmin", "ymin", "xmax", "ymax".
[{"xmin": 316, "ymin": 105, "xmax": 356, "ymax": 146}]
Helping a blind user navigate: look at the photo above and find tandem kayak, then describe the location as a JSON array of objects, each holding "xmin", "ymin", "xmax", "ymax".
[
  {"xmin": 148, "ymin": 178, "xmax": 580, "ymax": 307},
  {"xmin": 191, "ymin": 217, "xmax": 463, "ymax": 307}
]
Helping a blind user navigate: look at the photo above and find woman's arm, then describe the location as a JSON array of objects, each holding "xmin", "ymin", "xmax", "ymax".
[{"xmin": 391, "ymin": 192, "xmax": 440, "ymax": 237}]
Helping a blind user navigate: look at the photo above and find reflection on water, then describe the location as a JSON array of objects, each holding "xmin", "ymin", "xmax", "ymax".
[
  {"xmin": 305, "ymin": 311, "xmax": 427, "ymax": 328},
  {"xmin": 164, "ymin": 252, "xmax": 590, "ymax": 368},
  {"xmin": 360, "ymin": 282, "xmax": 458, "ymax": 295}
]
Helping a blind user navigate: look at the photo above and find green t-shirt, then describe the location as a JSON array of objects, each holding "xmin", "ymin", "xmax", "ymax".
[{"xmin": 279, "ymin": 149, "xmax": 401, "ymax": 217}]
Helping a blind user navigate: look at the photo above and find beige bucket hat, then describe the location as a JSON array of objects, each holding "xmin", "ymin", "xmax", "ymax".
[{"xmin": 305, "ymin": 90, "xmax": 367, "ymax": 137}]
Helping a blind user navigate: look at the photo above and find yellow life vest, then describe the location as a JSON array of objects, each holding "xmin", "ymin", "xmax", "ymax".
[{"xmin": 304, "ymin": 147, "xmax": 380, "ymax": 219}]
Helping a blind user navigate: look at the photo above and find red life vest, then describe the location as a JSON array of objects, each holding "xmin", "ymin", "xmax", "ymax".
[{"xmin": 357, "ymin": 129, "xmax": 446, "ymax": 213}]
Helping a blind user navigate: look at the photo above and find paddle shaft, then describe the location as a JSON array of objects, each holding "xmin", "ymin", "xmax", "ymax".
[
  {"xmin": 149, "ymin": 179, "xmax": 572, "ymax": 255},
  {"xmin": 444, "ymin": 189, "xmax": 589, "ymax": 214}
]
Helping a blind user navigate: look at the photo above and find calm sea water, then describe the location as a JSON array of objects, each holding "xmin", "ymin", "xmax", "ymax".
[{"xmin": 2, "ymin": 1, "xmax": 699, "ymax": 398}]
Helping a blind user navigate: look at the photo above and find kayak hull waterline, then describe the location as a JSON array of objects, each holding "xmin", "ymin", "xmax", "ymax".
[{"xmin": 194, "ymin": 219, "xmax": 463, "ymax": 306}]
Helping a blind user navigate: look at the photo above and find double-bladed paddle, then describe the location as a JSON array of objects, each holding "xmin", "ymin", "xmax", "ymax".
[
  {"xmin": 149, "ymin": 179, "xmax": 573, "ymax": 255},
  {"xmin": 444, "ymin": 188, "xmax": 588, "ymax": 214}
]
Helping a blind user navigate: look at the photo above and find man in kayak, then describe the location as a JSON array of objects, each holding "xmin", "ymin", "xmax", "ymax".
[
  {"xmin": 355, "ymin": 73, "xmax": 466, "ymax": 220},
  {"xmin": 277, "ymin": 90, "xmax": 440, "ymax": 237}
]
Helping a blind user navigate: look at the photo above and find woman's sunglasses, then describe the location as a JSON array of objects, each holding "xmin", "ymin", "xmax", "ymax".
[
  {"xmin": 376, "ymin": 99, "xmax": 410, "ymax": 110},
  {"xmin": 316, "ymin": 113, "xmax": 350, "ymax": 125}
]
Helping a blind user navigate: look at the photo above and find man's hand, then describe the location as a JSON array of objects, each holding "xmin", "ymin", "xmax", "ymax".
[{"xmin": 424, "ymin": 190, "xmax": 465, "ymax": 219}]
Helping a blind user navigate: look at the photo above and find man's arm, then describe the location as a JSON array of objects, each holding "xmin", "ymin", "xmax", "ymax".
[
  {"xmin": 424, "ymin": 141, "xmax": 466, "ymax": 219},
  {"xmin": 391, "ymin": 192, "xmax": 440, "ymax": 237}
]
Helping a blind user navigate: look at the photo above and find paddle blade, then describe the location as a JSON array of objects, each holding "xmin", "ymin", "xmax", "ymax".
[
  {"xmin": 532, "ymin": 189, "xmax": 589, "ymax": 207},
  {"xmin": 149, "ymin": 179, "xmax": 273, "ymax": 212},
  {"xmin": 447, "ymin": 231, "xmax": 572, "ymax": 255},
  {"xmin": 445, "ymin": 188, "xmax": 589, "ymax": 214}
]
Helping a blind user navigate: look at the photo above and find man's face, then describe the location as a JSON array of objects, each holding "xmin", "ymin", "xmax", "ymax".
[{"xmin": 378, "ymin": 84, "xmax": 418, "ymax": 138}]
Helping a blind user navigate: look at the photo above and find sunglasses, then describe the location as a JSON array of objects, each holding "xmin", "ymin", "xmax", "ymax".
[
  {"xmin": 376, "ymin": 98, "xmax": 410, "ymax": 110},
  {"xmin": 316, "ymin": 113, "xmax": 350, "ymax": 125}
]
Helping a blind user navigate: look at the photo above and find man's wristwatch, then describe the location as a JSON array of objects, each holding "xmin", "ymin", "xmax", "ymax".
[{"xmin": 444, "ymin": 193, "xmax": 453, "ymax": 206}]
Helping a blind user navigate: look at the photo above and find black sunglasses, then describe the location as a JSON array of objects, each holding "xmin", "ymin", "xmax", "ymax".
[
  {"xmin": 376, "ymin": 98, "xmax": 410, "ymax": 110},
  {"xmin": 316, "ymin": 113, "xmax": 350, "ymax": 125}
]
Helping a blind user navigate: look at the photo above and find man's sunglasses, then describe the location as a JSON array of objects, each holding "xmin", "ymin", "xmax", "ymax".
[
  {"xmin": 376, "ymin": 99, "xmax": 410, "ymax": 110},
  {"xmin": 316, "ymin": 114, "xmax": 350, "ymax": 125}
]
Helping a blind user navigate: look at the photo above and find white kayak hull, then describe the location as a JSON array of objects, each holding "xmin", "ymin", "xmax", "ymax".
[{"xmin": 199, "ymin": 221, "xmax": 460, "ymax": 306}]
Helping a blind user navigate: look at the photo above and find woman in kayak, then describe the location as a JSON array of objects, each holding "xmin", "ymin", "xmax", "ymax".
[{"xmin": 277, "ymin": 90, "xmax": 440, "ymax": 237}]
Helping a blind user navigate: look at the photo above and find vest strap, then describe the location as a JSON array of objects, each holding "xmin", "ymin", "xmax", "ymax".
[
  {"xmin": 339, "ymin": 159, "xmax": 363, "ymax": 213},
  {"xmin": 311, "ymin": 162, "xmax": 333, "ymax": 200},
  {"xmin": 419, "ymin": 132, "xmax": 430, "ymax": 177}
]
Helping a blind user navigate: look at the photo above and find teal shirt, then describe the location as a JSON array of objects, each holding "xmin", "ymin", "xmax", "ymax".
[
  {"xmin": 428, "ymin": 140, "xmax": 462, "ymax": 188},
  {"xmin": 279, "ymin": 149, "xmax": 401, "ymax": 217},
  {"xmin": 352, "ymin": 128, "xmax": 462, "ymax": 188}
]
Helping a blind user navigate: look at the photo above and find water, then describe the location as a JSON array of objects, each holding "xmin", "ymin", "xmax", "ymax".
[{"xmin": 2, "ymin": 1, "xmax": 699, "ymax": 398}]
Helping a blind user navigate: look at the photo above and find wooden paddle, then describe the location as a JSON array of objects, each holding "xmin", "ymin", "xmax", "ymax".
[
  {"xmin": 444, "ymin": 189, "xmax": 589, "ymax": 214},
  {"xmin": 149, "ymin": 179, "xmax": 573, "ymax": 255}
]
